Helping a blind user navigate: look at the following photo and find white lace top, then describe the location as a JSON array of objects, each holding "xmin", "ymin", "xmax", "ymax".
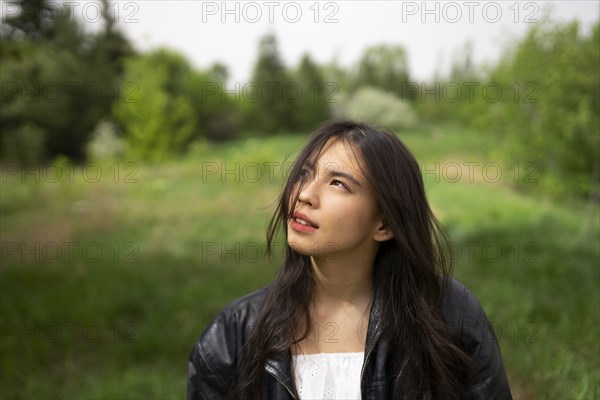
[{"xmin": 291, "ymin": 352, "xmax": 364, "ymax": 399}]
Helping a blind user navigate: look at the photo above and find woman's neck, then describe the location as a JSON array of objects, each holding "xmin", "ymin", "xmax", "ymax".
[{"xmin": 309, "ymin": 254, "xmax": 375, "ymax": 310}]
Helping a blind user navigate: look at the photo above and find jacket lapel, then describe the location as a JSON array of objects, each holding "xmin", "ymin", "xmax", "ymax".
[{"xmin": 264, "ymin": 349, "xmax": 296, "ymax": 397}]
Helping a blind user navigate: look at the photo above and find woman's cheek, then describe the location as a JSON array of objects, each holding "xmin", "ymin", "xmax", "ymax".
[{"xmin": 329, "ymin": 197, "xmax": 372, "ymax": 225}]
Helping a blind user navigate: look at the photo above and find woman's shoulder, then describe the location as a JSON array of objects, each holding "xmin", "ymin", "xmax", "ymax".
[
  {"xmin": 440, "ymin": 279, "xmax": 513, "ymax": 399},
  {"xmin": 201, "ymin": 284, "xmax": 271, "ymax": 337},
  {"xmin": 440, "ymin": 277, "xmax": 493, "ymax": 334},
  {"xmin": 188, "ymin": 285, "xmax": 271, "ymax": 389},
  {"xmin": 219, "ymin": 284, "xmax": 271, "ymax": 316},
  {"xmin": 188, "ymin": 286, "xmax": 271, "ymax": 397},
  {"xmin": 442, "ymin": 276, "xmax": 481, "ymax": 309},
  {"xmin": 440, "ymin": 276, "xmax": 498, "ymax": 350}
]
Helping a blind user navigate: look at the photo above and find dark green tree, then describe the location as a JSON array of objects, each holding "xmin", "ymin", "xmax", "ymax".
[
  {"xmin": 209, "ymin": 62, "xmax": 229, "ymax": 82},
  {"xmin": 292, "ymin": 54, "xmax": 331, "ymax": 131},
  {"xmin": 321, "ymin": 55, "xmax": 354, "ymax": 94},
  {"xmin": 246, "ymin": 33, "xmax": 295, "ymax": 134},
  {"xmin": 0, "ymin": 0, "xmax": 57, "ymax": 41},
  {"xmin": 354, "ymin": 44, "xmax": 412, "ymax": 100},
  {"xmin": 0, "ymin": 0, "xmax": 133, "ymax": 162},
  {"xmin": 193, "ymin": 63, "xmax": 242, "ymax": 141}
]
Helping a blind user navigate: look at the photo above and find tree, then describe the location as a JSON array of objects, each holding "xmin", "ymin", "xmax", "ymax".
[
  {"xmin": 185, "ymin": 62, "xmax": 242, "ymax": 142},
  {"xmin": 246, "ymin": 33, "xmax": 295, "ymax": 134},
  {"xmin": 0, "ymin": 0, "xmax": 133, "ymax": 162},
  {"xmin": 291, "ymin": 54, "xmax": 331, "ymax": 131},
  {"xmin": 488, "ymin": 19, "xmax": 599, "ymax": 199},
  {"xmin": 112, "ymin": 50, "xmax": 196, "ymax": 161},
  {"xmin": 1, "ymin": 0, "xmax": 58, "ymax": 41},
  {"xmin": 354, "ymin": 44, "xmax": 412, "ymax": 100}
]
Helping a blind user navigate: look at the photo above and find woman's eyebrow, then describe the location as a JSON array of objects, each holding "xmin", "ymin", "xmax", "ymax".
[
  {"xmin": 326, "ymin": 169, "xmax": 362, "ymax": 187},
  {"xmin": 301, "ymin": 162, "xmax": 362, "ymax": 187}
]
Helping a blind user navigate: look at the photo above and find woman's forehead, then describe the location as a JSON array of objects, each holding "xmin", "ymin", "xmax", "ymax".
[{"xmin": 306, "ymin": 138, "xmax": 367, "ymax": 180}]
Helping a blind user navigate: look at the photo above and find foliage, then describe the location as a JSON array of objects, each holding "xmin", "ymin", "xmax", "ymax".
[
  {"xmin": 245, "ymin": 33, "xmax": 296, "ymax": 134},
  {"xmin": 0, "ymin": 121, "xmax": 46, "ymax": 164},
  {"xmin": 0, "ymin": 0, "xmax": 133, "ymax": 163},
  {"xmin": 354, "ymin": 44, "xmax": 413, "ymax": 100},
  {"xmin": 184, "ymin": 63, "xmax": 243, "ymax": 142},
  {"xmin": 289, "ymin": 54, "xmax": 332, "ymax": 132},
  {"xmin": 321, "ymin": 57, "xmax": 355, "ymax": 94},
  {"xmin": 0, "ymin": 0, "xmax": 58, "ymax": 41},
  {"xmin": 414, "ymin": 18, "xmax": 599, "ymax": 201},
  {"xmin": 112, "ymin": 49, "xmax": 245, "ymax": 160},
  {"xmin": 340, "ymin": 86, "xmax": 418, "ymax": 131},
  {"xmin": 112, "ymin": 50, "xmax": 196, "ymax": 161},
  {"xmin": 1, "ymin": 3, "xmax": 596, "ymax": 204},
  {"xmin": 86, "ymin": 119, "xmax": 124, "ymax": 160},
  {"xmin": 487, "ymin": 19, "xmax": 599, "ymax": 199}
]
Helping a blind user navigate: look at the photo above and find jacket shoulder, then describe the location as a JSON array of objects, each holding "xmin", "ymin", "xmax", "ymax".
[
  {"xmin": 198, "ymin": 285, "xmax": 270, "ymax": 348},
  {"xmin": 187, "ymin": 285, "xmax": 270, "ymax": 399},
  {"xmin": 219, "ymin": 285, "xmax": 270, "ymax": 319},
  {"xmin": 441, "ymin": 277, "xmax": 487, "ymax": 333},
  {"xmin": 441, "ymin": 276, "xmax": 513, "ymax": 400},
  {"xmin": 440, "ymin": 276, "xmax": 498, "ymax": 354}
]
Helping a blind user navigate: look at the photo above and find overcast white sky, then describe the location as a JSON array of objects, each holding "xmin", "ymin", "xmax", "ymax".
[
  {"xmin": 112, "ymin": 1, "xmax": 598, "ymax": 82},
  {"xmin": 5, "ymin": 1, "xmax": 595, "ymax": 82}
]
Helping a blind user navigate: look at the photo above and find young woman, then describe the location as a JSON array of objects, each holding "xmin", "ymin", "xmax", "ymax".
[{"xmin": 188, "ymin": 120, "xmax": 512, "ymax": 399}]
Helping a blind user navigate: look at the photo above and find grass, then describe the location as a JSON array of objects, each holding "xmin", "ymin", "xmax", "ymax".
[{"xmin": 1, "ymin": 124, "xmax": 598, "ymax": 399}]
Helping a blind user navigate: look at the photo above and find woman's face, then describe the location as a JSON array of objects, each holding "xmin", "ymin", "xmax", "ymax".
[{"xmin": 287, "ymin": 138, "xmax": 392, "ymax": 261}]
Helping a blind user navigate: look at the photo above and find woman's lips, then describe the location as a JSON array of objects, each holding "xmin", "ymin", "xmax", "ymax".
[
  {"xmin": 290, "ymin": 218, "xmax": 318, "ymax": 232},
  {"xmin": 290, "ymin": 212, "xmax": 319, "ymax": 232}
]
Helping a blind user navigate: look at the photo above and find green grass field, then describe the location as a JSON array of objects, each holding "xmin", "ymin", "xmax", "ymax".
[{"xmin": 1, "ymin": 124, "xmax": 598, "ymax": 399}]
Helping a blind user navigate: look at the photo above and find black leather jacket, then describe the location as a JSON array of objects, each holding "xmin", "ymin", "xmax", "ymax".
[{"xmin": 188, "ymin": 278, "xmax": 513, "ymax": 399}]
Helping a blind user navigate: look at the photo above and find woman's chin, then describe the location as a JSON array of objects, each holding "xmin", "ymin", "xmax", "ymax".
[{"xmin": 287, "ymin": 238, "xmax": 309, "ymax": 255}]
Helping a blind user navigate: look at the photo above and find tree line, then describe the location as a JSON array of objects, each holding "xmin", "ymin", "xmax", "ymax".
[{"xmin": 1, "ymin": 0, "xmax": 597, "ymax": 200}]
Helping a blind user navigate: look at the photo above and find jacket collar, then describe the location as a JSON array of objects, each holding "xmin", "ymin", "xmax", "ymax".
[{"xmin": 365, "ymin": 289, "xmax": 383, "ymax": 347}]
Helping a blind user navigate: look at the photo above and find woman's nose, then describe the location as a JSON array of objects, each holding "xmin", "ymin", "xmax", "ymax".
[{"xmin": 297, "ymin": 177, "xmax": 319, "ymax": 208}]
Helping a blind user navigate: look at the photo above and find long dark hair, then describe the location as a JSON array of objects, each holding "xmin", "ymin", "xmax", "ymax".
[{"xmin": 233, "ymin": 120, "xmax": 474, "ymax": 399}]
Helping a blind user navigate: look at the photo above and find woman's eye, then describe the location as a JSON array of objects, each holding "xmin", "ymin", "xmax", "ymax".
[
  {"xmin": 299, "ymin": 169, "xmax": 312, "ymax": 181},
  {"xmin": 331, "ymin": 179, "xmax": 348, "ymax": 190}
]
